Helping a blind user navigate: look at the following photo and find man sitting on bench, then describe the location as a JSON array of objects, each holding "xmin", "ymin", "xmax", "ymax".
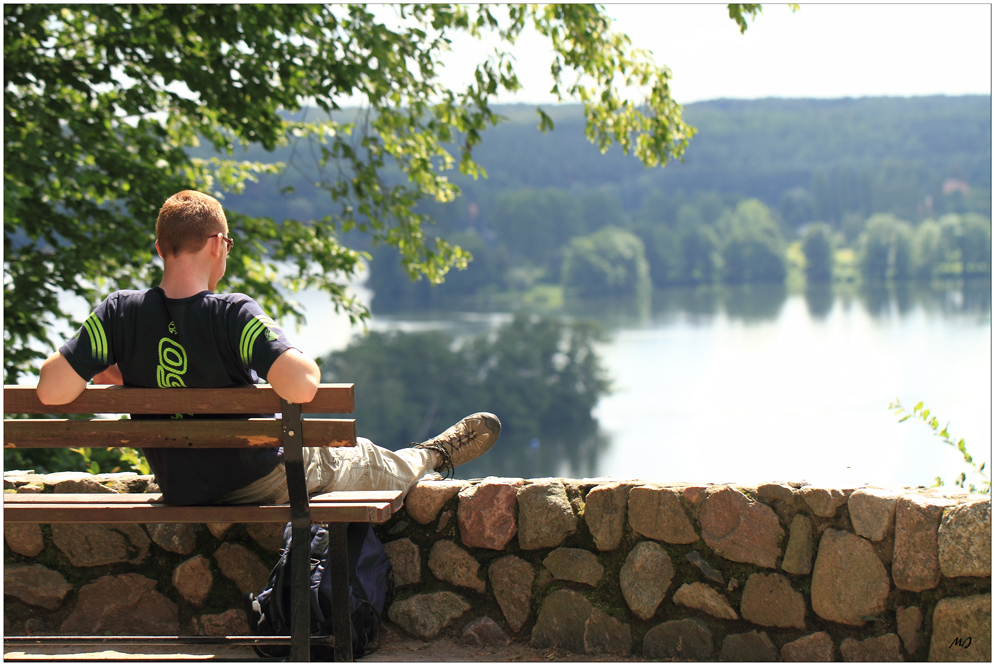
[{"xmin": 35, "ymin": 189, "xmax": 500, "ymax": 506}]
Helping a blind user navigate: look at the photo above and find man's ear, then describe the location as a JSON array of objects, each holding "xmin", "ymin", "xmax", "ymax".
[{"xmin": 155, "ymin": 239, "xmax": 164, "ymax": 260}]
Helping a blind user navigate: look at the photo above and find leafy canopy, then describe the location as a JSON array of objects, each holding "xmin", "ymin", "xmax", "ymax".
[{"xmin": 4, "ymin": 3, "xmax": 765, "ymax": 381}]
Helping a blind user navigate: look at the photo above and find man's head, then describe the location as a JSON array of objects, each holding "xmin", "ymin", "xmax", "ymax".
[{"xmin": 155, "ymin": 190, "xmax": 228, "ymax": 257}]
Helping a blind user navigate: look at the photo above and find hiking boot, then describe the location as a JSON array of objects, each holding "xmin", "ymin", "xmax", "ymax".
[{"xmin": 414, "ymin": 412, "xmax": 501, "ymax": 477}]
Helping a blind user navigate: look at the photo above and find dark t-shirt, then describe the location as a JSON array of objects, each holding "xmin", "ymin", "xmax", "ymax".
[{"xmin": 59, "ymin": 287, "xmax": 295, "ymax": 504}]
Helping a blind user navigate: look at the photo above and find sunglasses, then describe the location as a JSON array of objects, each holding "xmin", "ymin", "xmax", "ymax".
[{"xmin": 209, "ymin": 233, "xmax": 234, "ymax": 255}]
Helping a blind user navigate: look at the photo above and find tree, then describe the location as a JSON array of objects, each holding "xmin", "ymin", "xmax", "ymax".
[
  {"xmin": 641, "ymin": 225, "xmax": 683, "ymax": 287},
  {"xmin": 857, "ymin": 213, "xmax": 914, "ymax": 282},
  {"xmin": 561, "ymin": 227, "xmax": 651, "ymax": 297},
  {"xmin": 961, "ymin": 213, "xmax": 992, "ymax": 274},
  {"xmin": 719, "ymin": 199, "xmax": 787, "ymax": 284},
  {"xmin": 580, "ymin": 189, "xmax": 627, "ymax": 235},
  {"xmin": 778, "ymin": 187, "xmax": 815, "ymax": 231},
  {"xmin": 679, "ymin": 225, "xmax": 722, "ymax": 284},
  {"xmin": 5, "ymin": 4, "xmax": 769, "ymax": 381},
  {"xmin": 801, "ymin": 223, "xmax": 834, "ymax": 283},
  {"xmin": 912, "ymin": 219, "xmax": 944, "ymax": 279},
  {"xmin": 491, "ymin": 187, "xmax": 583, "ymax": 273}
]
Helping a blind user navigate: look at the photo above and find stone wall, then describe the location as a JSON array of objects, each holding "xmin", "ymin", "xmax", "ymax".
[{"xmin": 4, "ymin": 471, "xmax": 992, "ymax": 662}]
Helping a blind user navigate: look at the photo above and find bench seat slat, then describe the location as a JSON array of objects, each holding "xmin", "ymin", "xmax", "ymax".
[
  {"xmin": 3, "ymin": 384, "xmax": 355, "ymax": 415},
  {"xmin": 3, "ymin": 502, "xmax": 396, "ymax": 524},
  {"xmin": 3, "ymin": 418, "xmax": 356, "ymax": 449},
  {"xmin": 5, "ymin": 491, "xmax": 404, "ymax": 510}
]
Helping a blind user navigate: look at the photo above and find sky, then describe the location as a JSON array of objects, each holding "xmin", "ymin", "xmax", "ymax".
[{"xmin": 437, "ymin": 3, "xmax": 992, "ymax": 106}]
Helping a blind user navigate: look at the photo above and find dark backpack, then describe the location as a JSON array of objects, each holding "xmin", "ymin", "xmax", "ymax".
[{"xmin": 248, "ymin": 522, "xmax": 393, "ymax": 659}]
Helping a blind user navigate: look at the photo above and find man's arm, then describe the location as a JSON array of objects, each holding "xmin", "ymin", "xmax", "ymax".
[
  {"xmin": 93, "ymin": 363, "xmax": 124, "ymax": 385},
  {"xmin": 266, "ymin": 348, "xmax": 320, "ymax": 404},
  {"xmin": 37, "ymin": 351, "xmax": 88, "ymax": 405}
]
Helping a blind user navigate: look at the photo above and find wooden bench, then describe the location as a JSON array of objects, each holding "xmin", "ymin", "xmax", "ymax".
[{"xmin": 3, "ymin": 383, "xmax": 403, "ymax": 662}]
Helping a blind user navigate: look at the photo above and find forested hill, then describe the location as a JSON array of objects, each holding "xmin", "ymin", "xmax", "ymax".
[
  {"xmin": 228, "ymin": 95, "xmax": 990, "ymax": 227},
  {"xmin": 450, "ymin": 96, "xmax": 991, "ymax": 219}
]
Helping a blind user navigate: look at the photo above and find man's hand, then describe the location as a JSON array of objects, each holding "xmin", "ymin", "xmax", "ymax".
[
  {"xmin": 37, "ymin": 351, "xmax": 88, "ymax": 405},
  {"xmin": 266, "ymin": 348, "xmax": 320, "ymax": 404}
]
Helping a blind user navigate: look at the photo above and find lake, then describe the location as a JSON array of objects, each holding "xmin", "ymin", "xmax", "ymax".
[
  {"xmin": 47, "ymin": 277, "xmax": 990, "ymax": 490},
  {"xmin": 287, "ymin": 280, "xmax": 991, "ymax": 490}
]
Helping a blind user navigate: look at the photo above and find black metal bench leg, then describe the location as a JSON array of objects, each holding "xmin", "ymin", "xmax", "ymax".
[
  {"xmin": 283, "ymin": 400, "xmax": 311, "ymax": 663},
  {"xmin": 328, "ymin": 522, "xmax": 354, "ymax": 662}
]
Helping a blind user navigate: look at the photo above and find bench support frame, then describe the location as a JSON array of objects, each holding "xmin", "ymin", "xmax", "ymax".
[{"xmin": 3, "ymin": 384, "xmax": 380, "ymax": 663}]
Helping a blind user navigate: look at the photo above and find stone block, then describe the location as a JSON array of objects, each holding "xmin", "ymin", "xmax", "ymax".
[
  {"xmin": 697, "ymin": 486, "xmax": 783, "ymax": 568},
  {"xmin": 531, "ymin": 589, "xmax": 631, "ymax": 656},
  {"xmin": 194, "ymin": 609, "xmax": 249, "ymax": 636},
  {"xmin": 849, "ymin": 487, "xmax": 901, "ymax": 541},
  {"xmin": 685, "ymin": 549, "xmax": 725, "ymax": 584},
  {"xmin": 628, "ymin": 486, "xmax": 698, "ymax": 544},
  {"xmin": 757, "ymin": 482, "xmax": 795, "ymax": 502},
  {"xmin": 213, "ymin": 542, "xmax": 270, "ymax": 595},
  {"xmin": 928, "ymin": 593, "xmax": 991, "ymax": 662},
  {"xmin": 245, "ymin": 522, "xmax": 285, "ymax": 552},
  {"xmin": 457, "ymin": 481, "xmax": 518, "ymax": 550},
  {"xmin": 893, "ymin": 495, "xmax": 955, "ymax": 591},
  {"xmin": 938, "ymin": 498, "xmax": 991, "ymax": 578},
  {"xmin": 489, "ymin": 555, "xmax": 534, "ymax": 633},
  {"xmin": 673, "ymin": 582, "xmax": 738, "ymax": 620},
  {"xmin": 4, "ymin": 523, "xmax": 44, "ymax": 557},
  {"xmin": 146, "ymin": 522, "xmax": 199, "ymax": 555},
  {"xmin": 428, "ymin": 540, "xmax": 485, "ymax": 593},
  {"xmin": 384, "ymin": 537, "xmax": 421, "ymax": 587},
  {"xmin": 172, "ymin": 555, "xmax": 213, "ymax": 606},
  {"xmin": 682, "ymin": 485, "xmax": 708, "ymax": 505},
  {"xmin": 61, "ymin": 573, "xmax": 179, "ymax": 635},
  {"xmin": 740, "ymin": 572, "xmax": 806, "ymax": 629},
  {"xmin": 388, "ymin": 591, "xmax": 471, "ymax": 639},
  {"xmin": 619, "ymin": 541, "xmax": 673, "ymax": 620},
  {"xmin": 206, "ymin": 523, "xmax": 233, "ymax": 540},
  {"xmin": 584, "ymin": 483, "xmax": 630, "ymax": 551},
  {"xmin": 896, "ymin": 605, "xmax": 922, "ymax": 655},
  {"xmin": 4, "ymin": 564, "xmax": 73, "ymax": 610},
  {"xmin": 799, "ymin": 486, "xmax": 848, "ymax": 517},
  {"xmin": 460, "ymin": 616, "xmax": 511, "ymax": 646},
  {"xmin": 782, "ymin": 513, "xmax": 814, "ymax": 575},
  {"xmin": 780, "ymin": 632, "xmax": 835, "ymax": 661},
  {"xmin": 406, "ymin": 479, "xmax": 467, "ymax": 525},
  {"xmin": 720, "ymin": 630, "xmax": 779, "ymax": 662},
  {"xmin": 811, "ymin": 528, "xmax": 890, "ymax": 626},
  {"xmin": 516, "ymin": 480, "xmax": 577, "ymax": 550},
  {"xmin": 642, "ymin": 618, "xmax": 713, "ymax": 661},
  {"xmin": 53, "ymin": 477, "xmax": 118, "ymax": 494},
  {"xmin": 52, "ymin": 523, "xmax": 150, "ymax": 566},
  {"xmin": 840, "ymin": 634, "xmax": 903, "ymax": 661},
  {"xmin": 543, "ymin": 547, "xmax": 603, "ymax": 586}
]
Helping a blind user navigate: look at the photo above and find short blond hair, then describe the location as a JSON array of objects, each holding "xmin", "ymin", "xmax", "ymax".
[{"xmin": 155, "ymin": 190, "xmax": 228, "ymax": 256}]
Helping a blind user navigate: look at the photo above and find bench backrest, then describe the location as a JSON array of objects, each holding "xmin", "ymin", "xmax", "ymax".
[{"xmin": 3, "ymin": 384, "xmax": 357, "ymax": 450}]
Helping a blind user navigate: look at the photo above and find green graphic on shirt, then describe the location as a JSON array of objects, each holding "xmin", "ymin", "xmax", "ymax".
[
  {"xmin": 157, "ymin": 337, "xmax": 188, "ymax": 388},
  {"xmin": 82, "ymin": 313, "xmax": 108, "ymax": 365},
  {"xmin": 168, "ymin": 321, "xmax": 178, "ymax": 335},
  {"xmin": 240, "ymin": 314, "xmax": 278, "ymax": 366}
]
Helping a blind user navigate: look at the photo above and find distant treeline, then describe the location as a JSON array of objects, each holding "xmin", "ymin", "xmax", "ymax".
[{"xmin": 218, "ymin": 96, "xmax": 991, "ymax": 305}]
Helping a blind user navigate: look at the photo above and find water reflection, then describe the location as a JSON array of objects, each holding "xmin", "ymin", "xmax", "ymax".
[
  {"xmin": 655, "ymin": 285, "xmax": 722, "ymax": 322},
  {"xmin": 856, "ymin": 278, "xmax": 991, "ymax": 320},
  {"xmin": 722, "ymin": 283, "xmax": 788, "ymax": 322},
  {"xmin": 804, "ymin": 284, "xmax": 834, "ymax": 319}
]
